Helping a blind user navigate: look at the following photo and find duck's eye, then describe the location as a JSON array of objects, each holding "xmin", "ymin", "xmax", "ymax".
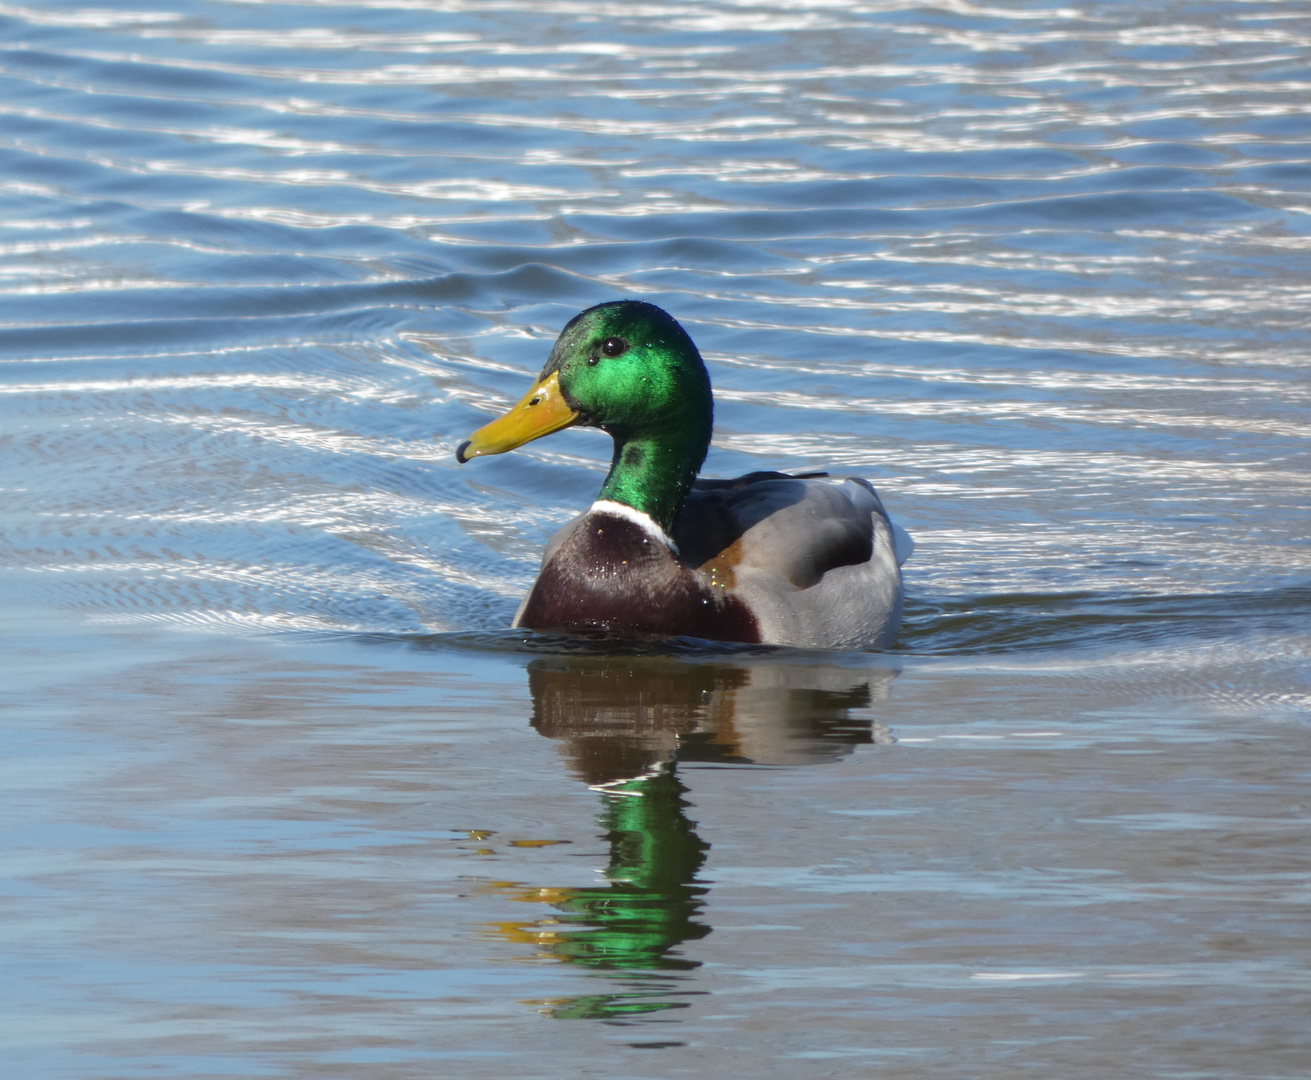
[{"xmin": 601, "ymin": 337, "xmax": 627, "ymax": 358}]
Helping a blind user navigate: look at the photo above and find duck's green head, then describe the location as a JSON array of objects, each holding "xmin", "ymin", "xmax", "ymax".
[{"xmin": 456, "ymin": 301, "xmax": 714, "ymax": 533}]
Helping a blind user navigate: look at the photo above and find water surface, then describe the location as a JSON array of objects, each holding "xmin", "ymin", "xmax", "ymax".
[{"xmin": 1, "ymin": 0, "xmax": 1309, "ymax": 1076}]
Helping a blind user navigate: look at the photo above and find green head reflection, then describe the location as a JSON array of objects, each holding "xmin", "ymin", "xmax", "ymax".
[
  {"xmin": 485, "ymin": 653, "xmax": 895, "ymax": 1020},
  {"xmin": 485, "ymin": 766, "xmax": 708, "ymax": 1019},
  {"xmin": 560, "ymin": 767, "xmax": 710, "ymax": 970}
]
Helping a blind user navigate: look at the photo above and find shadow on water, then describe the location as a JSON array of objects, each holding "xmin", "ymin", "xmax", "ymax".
[{"xmin": 478, "ymin": 654, "xmax": 895, "ymax": 1022}]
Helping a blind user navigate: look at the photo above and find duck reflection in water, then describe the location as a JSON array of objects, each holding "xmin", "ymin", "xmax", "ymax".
[{"xmin": 486, "ymin": 654, "xmax": 894, "ymax": 1020}]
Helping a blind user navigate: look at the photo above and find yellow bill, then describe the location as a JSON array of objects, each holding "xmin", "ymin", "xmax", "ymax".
[{"xmin": 455, "ymin": 370, "xmax": 580, "ymax": 463}]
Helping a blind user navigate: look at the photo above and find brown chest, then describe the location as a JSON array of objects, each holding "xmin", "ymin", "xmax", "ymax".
[{"xmin": 517, "ymin": 514, "xmax": 760, "ymax": 643}]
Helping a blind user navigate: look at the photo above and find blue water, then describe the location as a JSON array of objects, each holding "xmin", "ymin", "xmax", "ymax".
[{"xmin": 1, "ymin": 1, "xmax": 1309, "ymax": 1076}]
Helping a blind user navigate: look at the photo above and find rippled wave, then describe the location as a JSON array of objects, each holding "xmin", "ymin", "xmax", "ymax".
[
  {"xmin": 899, "ymin": 584, "xmax": 1311, "ymax": 655},
  {"xmin": 4, "ymin": 6, "xmax": 1311, "ymax": 1077},
  {"xmin": 0, "ymin": 0, "xmax": 1307, "ymax": 665}
]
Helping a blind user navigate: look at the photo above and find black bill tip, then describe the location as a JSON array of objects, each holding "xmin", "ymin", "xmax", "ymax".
[{"xmin": 455, "ymin": 439, "xmax": 472, "ymax": 464}]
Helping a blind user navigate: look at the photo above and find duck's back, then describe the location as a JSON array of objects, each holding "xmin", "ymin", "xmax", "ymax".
[{"xmin": 678, "ymin": 475, "xmax": 907, "ymax": 650}]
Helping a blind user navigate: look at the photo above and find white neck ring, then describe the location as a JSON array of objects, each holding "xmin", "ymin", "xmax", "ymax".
[{"xmin": 590, "ymin": 499, "xmax": 677, "ymax": 552}]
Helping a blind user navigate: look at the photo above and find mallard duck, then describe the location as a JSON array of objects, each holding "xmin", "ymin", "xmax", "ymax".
[{"xmin": 455, "ymin": 300, "xmax": 911, "ymax": 649}]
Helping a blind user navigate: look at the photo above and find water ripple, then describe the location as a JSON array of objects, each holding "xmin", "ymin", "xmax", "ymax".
[
  {"xmin": 2, "ymin": 3, "xmax": 1311, "ymax": 1072},
  {"xmin": 0, "ymin": 0, "xmax": 1306, "ymax": 651}
]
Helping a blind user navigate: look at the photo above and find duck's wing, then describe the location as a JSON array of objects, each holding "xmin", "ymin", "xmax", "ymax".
[{"xmin": 677, "ymin": 475, "xmax": 907, "ymax": 649}]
